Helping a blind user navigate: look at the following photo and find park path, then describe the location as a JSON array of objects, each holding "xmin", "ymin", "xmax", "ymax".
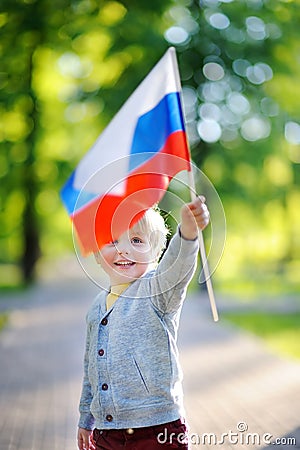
[
  {"xmin": 0, "ymin": 259, "xmax": 299, "ymax": 450},
  {"xmin": 179, "ymin": 295, "xmax": 300, "ymax": 449}
]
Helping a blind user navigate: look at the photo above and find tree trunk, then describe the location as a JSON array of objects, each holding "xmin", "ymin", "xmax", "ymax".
[{"xmin": 20, "ymin": 27, "xmax": 42, "ymax": 283}]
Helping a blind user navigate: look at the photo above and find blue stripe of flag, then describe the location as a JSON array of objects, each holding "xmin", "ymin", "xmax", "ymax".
[
  {"xmin": 60, "ymin": 172, "xmax": 98, "ymax": 215},
  {"xmin": 129, "ymin": 92, "xmax": 185, "ymax": 171}
]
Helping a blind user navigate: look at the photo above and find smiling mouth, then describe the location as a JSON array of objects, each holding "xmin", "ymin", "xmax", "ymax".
[{"xmin": 114, "ymin": 261, "xmax": 135, "ymax": 267}]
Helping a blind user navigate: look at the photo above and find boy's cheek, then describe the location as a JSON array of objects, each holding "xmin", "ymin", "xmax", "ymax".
[
  {"xmin": 94, "ymin": 251, "xmax": 109, "ymax": 266},
  {"xmin": 134, "ymin": 248, "xmax": 154, "ymax": 264},
  {"xmin": 94, "ymin": 252, "xmax": 101, "ymax": 264}
]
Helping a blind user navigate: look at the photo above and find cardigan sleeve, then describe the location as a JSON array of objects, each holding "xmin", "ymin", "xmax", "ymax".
[
  {"xmin": 149, "ymin": 228, "xmax": 199, "ymax": 314},
  {"xmin": 78, "ymin": 319, "xmax": 95, "ymax": 430}
]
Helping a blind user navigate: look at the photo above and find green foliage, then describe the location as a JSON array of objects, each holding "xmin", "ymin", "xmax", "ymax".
[
  {"xmin": 164, "ymin": 0, "xmax": 300, "ymax": 292},
  {"xmin": 224, "ymin": 311, "xmax": 300, "ymax": 360},
  {"xmin": 0, "ymin": 0, "xmax": 300, "ymax": 291},
  {"xmin": 0, "ymin": 0, "xmax": 172, "ymax": 283}
]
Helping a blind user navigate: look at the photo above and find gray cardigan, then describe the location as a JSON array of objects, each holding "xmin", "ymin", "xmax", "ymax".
[{"xmin": 78, "ymin": 230, "xmax": 199, "ymax": 430}]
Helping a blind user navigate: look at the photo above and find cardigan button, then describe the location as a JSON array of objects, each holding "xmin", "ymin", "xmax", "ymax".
[
  {"xmin": 106, "ymin": 414, "xmax": 113, "ymax": 422},
  {"xmin": 98, "ymin": 349, "xmax": 104, "ymax": 356},
  {"xmin": 102, "ymin": 383, "xmax": 108, "ymax": 391},
  {"xmin": 101, "ymin": 318, "xmax": 108, "ymax": 326}
]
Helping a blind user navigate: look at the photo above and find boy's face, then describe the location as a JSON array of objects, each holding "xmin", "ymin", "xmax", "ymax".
[{"xmin": 95, "ymin": 226, "xmax": 154, "ymax": 285}]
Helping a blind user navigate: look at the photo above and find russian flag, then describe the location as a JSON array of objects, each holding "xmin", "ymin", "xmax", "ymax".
[{"xmin": 61, "ymin": 47, "xmax": 191, "ymax": 255}]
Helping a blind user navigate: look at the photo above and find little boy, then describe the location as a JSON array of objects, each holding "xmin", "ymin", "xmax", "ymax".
[{"xmin": 77, "ymin": 196, "xmax": 210, "ymax": 450}]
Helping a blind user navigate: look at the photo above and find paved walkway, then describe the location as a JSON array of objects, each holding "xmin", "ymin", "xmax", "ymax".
[
  {"xmin": 179, "ymin": 296, "xmax": 300, "ymax": 449},
  {"xmin": 0, "ymin": 263, "xmax": 299, "ymax": 450}
]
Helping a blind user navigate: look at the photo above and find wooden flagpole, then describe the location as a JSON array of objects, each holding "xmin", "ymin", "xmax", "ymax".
[
  {"xmin": 170, "ymin": 46, "xmax": 219, "ymax": 321},
  {"xmin": 187, "ymin": 169, "xmax": 219, "ymax": 322}
]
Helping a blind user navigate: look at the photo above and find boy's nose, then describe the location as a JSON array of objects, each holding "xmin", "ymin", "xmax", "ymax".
[
  {"xmin": 116, "ymin": 242, "xmax": 130, "ymax": 255},
  {"xmin": 117, "ymin": 248, "xmax": 129, "ymax": 255}
]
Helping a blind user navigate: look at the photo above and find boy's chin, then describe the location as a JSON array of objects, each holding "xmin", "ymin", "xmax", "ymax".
[
  {"xmin": 111, "ymin": 273, "xmax": 138, "ymax": 284},
  {"xmin": 111, "ymin": 267, "xmax": 149, "ymax": 284}
]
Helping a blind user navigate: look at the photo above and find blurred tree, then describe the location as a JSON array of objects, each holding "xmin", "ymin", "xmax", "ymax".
[
  {"xmin": 0, "ymin": 0, "xmax": 171, "ymax": 284},
  {"xmin": 1, "ymin": 0, "xmax": 300, "ymax": 291},
  {"xmin": 164, "ymin": 0, "xmax": 300, "ymax": 291},
  {"xmin": 0, "ymin": 0, "xmax": 45, "ymax": 283}
]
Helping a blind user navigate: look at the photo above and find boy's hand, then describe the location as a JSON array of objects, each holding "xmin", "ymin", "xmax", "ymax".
[
  {"xmin": 77, "ymin": 427, "xmax": 95, "ymax": 450},
  {"xmin": 180, "ymin": 196, "xmax": 210, "ymax": 240}
]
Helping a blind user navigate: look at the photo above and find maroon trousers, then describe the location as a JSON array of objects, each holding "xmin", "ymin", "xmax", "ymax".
[{"xmin": 92, "ymin": 418, "xmax": 189, "ymax": 449}]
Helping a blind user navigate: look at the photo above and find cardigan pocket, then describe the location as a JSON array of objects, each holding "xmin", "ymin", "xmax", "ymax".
[
  {"xmin": 131, "ymin": 348, "xmax": 173, "ymax": 399},
  {"xmin": 109, "ymin": 351, "xmax": 153, "ymax": 410},
  {"xmin": 132, "ymin": 355, "xmax": 150, "ymax": 393}
]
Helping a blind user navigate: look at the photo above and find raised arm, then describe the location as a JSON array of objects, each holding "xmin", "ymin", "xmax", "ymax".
[{"xmin": 150, "ymin": 197, "xmax": 209, "ymax": 313}]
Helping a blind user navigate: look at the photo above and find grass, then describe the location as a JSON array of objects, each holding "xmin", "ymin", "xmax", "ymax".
[
  {"xmin": 0, "ymin": 313, "xmax": 9, "ymax": 332},
  {"xmin": 0, "ymin": 264, "xmax": 24, "ymax": 290},
  {"xmin": 216, "ymin": 276, "xmax": 300, "ymax": 300},
  {"xmin": 223, "ymin": 312, "xmax": 300, "ymax": 360}
]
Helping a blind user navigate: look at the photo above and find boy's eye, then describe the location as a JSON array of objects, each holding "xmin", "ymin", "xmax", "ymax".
[
  {"xmin": 108, "ymin": 240, "xmax": 118, "ymax": 246},
  {"xmin": 131, "ymin": 237, "xmax": 143, "ymax": 244}
]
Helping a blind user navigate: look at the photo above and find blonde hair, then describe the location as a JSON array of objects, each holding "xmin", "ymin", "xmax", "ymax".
[{"xmin": 131, "ymin": 207, "xmax": 169, "ymax": 262}]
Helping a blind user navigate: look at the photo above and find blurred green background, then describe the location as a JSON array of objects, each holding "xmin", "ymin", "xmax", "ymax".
[{"xmin": 0, "ymin": 0, "xmax": 299, "ymax": 301}]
